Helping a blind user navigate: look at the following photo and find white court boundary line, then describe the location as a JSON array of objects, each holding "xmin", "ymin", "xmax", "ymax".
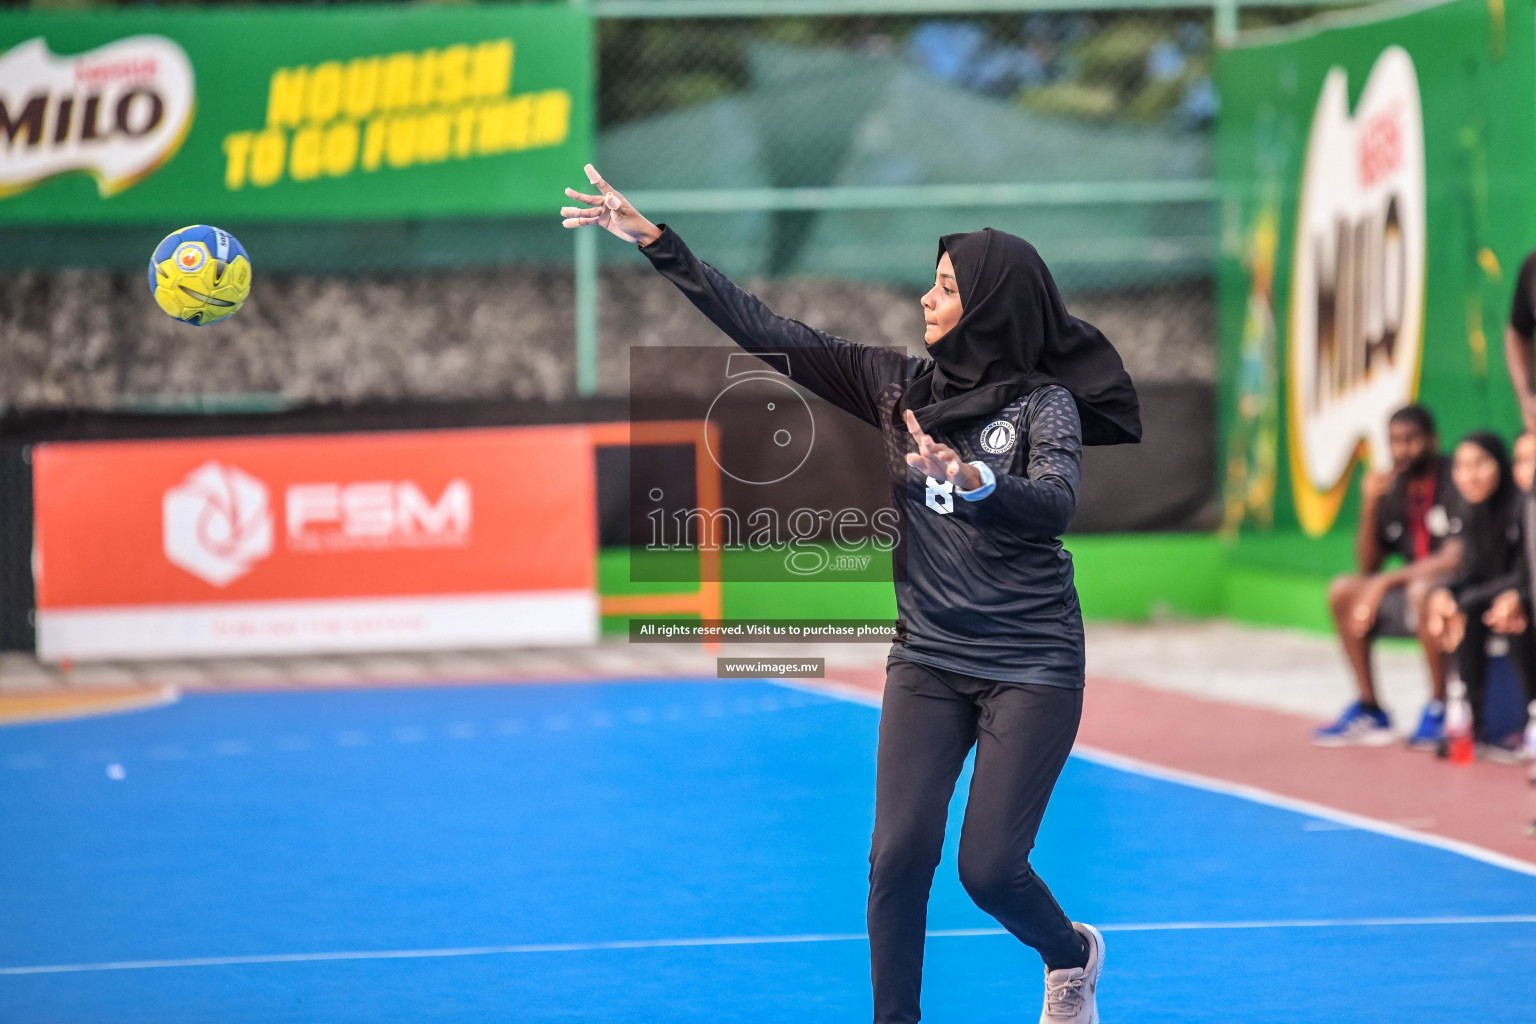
[
  {"xmin": 779, "ymin": 679, "xmax": 1536, "ymax": 879},
  {"xmin": 4, "ymin": 915, "xmax": 1535, "ymax": 976},
  {"xmin": 1069, "ymin": 744, "xmax": 1536, "ymax": 879}
]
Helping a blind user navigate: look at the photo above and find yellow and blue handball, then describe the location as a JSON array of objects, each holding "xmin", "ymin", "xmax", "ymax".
[{"xmin": 147, "ymin": 225, "xmax": 252, "ymax": 326}]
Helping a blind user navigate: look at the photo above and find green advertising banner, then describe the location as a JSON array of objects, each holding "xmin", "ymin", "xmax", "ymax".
[
  {"xmin": 0, "ymin": 3, "xmax": 593, "ymax": 222},
  {"xmin": 1216, "ymin": 0, "xmax": 1536, "ymax": 565}
]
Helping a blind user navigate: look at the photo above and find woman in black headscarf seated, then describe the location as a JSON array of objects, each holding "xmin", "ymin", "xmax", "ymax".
[
  {"xmin": 563, "ymin": 167, "xmax": 1139, "ymax": 1024},
  {"xmin": 1424, "ymin": 432, "xmax": 1536, "ymax": 752}
]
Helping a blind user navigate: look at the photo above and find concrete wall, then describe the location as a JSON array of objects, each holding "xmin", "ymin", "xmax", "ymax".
[{"xmin": 0, "ymin": 266, "xmax": 1212, "ymax": 411}]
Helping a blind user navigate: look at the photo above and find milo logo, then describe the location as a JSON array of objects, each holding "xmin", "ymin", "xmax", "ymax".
[
  {"xmin": 0, "ymin": 35, "xmax": 195, "ymax": 198},
  {"xmin": 1289, "ymin": 46, "xmax": 1426, "ymax": 535}
]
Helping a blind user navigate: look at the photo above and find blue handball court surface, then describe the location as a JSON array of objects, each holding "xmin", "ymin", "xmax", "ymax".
[{"xmin": 3, "ymin": 678, "xmax": 1535, "ymax": 1023}]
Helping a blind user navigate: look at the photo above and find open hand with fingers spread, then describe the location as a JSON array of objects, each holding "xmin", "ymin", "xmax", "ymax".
[
  {"xmin": 560, "ymin": 164, "xmax": 662, "ymax": 247},
  {"xmin": 904, "ymin": 408, "xmax": 981, "ymax": 492}
]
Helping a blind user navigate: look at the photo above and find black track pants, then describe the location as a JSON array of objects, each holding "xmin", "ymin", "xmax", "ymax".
[{"xmin": 868, "ymin": 656, "xmax": 1085, "ymax": 1024}]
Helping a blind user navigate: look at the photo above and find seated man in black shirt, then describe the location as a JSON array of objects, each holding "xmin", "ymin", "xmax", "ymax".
[{"xmin": 1315, "ymin": 405, "xmax": 1463, "ymax": 747}]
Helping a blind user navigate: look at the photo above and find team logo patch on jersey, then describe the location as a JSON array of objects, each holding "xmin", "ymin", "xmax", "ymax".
[
  {"xmin": 174, "ymin": 242, "xmax": 208, "ymax": 273},
  {"xmin": 980, "ymin": 419, "xmax": 1016, "ymax": 455}
]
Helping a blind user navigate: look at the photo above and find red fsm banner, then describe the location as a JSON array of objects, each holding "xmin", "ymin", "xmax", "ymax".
[{"xmin": 32, "ymin": 426, "xmax": 598, "ymax": 660}]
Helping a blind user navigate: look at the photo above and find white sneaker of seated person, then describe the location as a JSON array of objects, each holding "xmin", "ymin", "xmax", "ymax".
[{"xmin": 1040, "ymin": 922, "xmax": 1105, "ymax": 1023}]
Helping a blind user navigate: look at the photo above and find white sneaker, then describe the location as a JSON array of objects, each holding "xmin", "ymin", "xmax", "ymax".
[{"xmin": 1039, "ymin": 921, "xmax": 1104, "ymax": 1023}]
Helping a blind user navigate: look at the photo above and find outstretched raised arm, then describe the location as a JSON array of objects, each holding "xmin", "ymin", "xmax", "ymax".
[{"xmin": 561, "ymin": 165, "xmax": 906, "ymax": 426}]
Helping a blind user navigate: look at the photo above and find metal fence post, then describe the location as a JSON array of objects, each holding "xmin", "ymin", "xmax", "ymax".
[
  {"xmin": 1214, "ymin": 0, "xmax": 1239, "ymax": 46},
  {"xmin": 573, "ymin": 0, "xmax": 600, "ymax": 398},
  {"xmin": 575, "ymin": 224, "xmax": 599, "ymax": 397}
]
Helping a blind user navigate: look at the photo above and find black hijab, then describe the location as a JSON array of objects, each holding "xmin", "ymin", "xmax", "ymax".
[
  {"xmin": 904, "ymin": 228, "xmax": 1141, "ymax": 446},
  {"xmin": 1457, "ymin": 431, "xmax": 1518, "ymax": 583}
]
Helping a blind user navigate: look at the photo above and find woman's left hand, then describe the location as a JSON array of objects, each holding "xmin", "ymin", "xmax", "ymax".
[
  {"xmin": 1484, "ymin": 589, "xmax": 1528, "ymax": 634},
  {"xmin": 904, "ymin": 409, "xmax": 981, "ymax": 491}
]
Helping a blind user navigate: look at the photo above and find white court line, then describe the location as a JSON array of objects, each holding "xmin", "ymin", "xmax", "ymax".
[
  {"xmin": 776, "ymin": 680, "xmax": 1536, "ymax": 879},
  {"xmin": 1071, "ymin": 744, "xmax": 1536, "ymax": 879},
  {"xmin": 5, "ymin": 915, "xmax": 1535, "ymax": 977}
]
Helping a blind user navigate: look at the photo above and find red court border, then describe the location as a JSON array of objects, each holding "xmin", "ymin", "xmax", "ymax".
[{"xmin": 811, "ymin": 666, "xmax": 1536, "ymax": 870}]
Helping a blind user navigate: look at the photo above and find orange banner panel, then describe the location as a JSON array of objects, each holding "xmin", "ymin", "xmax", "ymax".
[{"xmin": 34, "ymin": 427, "xmax": 596, "ymax": 609}]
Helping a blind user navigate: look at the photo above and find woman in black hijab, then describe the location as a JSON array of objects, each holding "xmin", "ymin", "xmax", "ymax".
[
  {"xmin": 563, "ymin": 166, "xmax": 1139, "ymax": 1024},
  {"xmin": 906, "ymin": 225, "xmax": 1141, "ymax": 445},
  {"xmin": 1425, "ymin": 432, "xmax": 1536, "ymax": 747}
]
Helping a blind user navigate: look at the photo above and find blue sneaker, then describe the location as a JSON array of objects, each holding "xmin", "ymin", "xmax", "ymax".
[
  {"xmin": 1313, "ymin": 701, "xmax": 1395, "ymax": 747},
  {"xmin": 1406, "ymin": 701, "xmax": 1445, "ymax": 750}
]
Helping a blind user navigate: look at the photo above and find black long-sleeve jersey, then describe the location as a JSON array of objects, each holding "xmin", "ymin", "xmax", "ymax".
[
  {"xmin": 642, "ymin": 226, "xmax": 1086, "ymax": 688},
  {"xmin": 1447, "ymin": 492, "xmax": 1529, "ymax": 613}
]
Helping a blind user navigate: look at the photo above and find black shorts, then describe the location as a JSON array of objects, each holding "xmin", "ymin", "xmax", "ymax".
[{"xmin": 1369, "ymin": 583, "xmax": 1415, "ymax": 639}]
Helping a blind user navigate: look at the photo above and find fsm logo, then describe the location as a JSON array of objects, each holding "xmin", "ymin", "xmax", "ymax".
[
  {"xmin": 285, "ymin": 479, "xmax": 472, "ymax": 551},
  {"xmin": 163, "ymin": 461, "xmax": 274, "ymax": 587},
  {"xmin": 162, "ymin": 462, "xmax": 475, "ymax": 584},
  {"xmin": 0, "ymin": 35, "xmax": 195, "ymax": 199},
  {"xmin": 1289, "ymin": 46, "xmax": 1425, "ymax": 535}
]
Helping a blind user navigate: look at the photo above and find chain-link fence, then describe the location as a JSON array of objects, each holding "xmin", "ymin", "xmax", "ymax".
[{"xmin": 588, "ymin": 2, "xmax": 1337, "ymax": 376}]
